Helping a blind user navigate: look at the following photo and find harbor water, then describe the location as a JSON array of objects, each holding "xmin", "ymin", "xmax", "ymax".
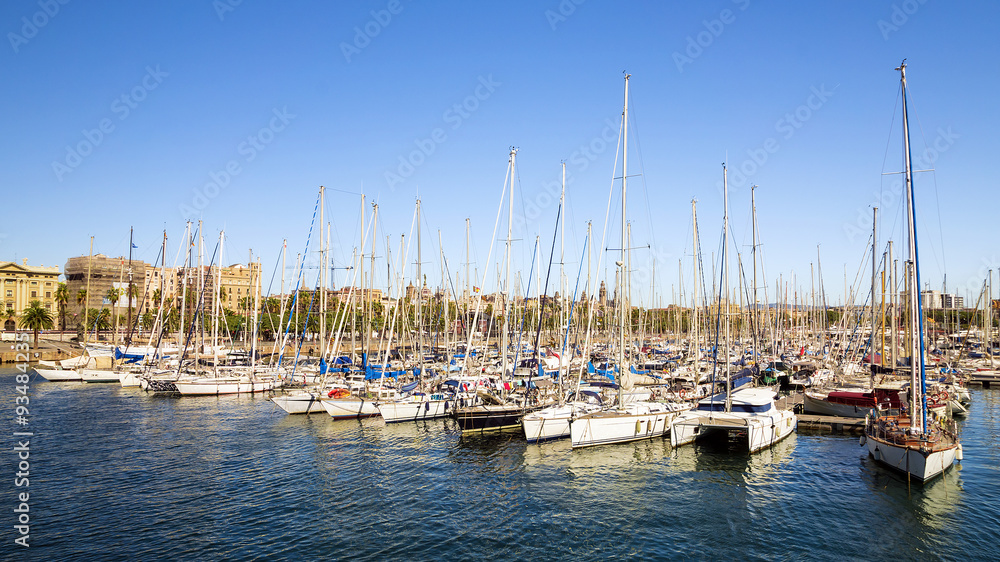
[{"xmin": 3, "ymin": 368, "xmax": 998, "ymax": 560}]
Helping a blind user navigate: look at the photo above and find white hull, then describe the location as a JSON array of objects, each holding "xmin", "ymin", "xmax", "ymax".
[
  {"xmin": 522, "ymin": 402, "xmax": 602, "ymax": 443},
  {"xmin": 671, "ymin": 409, "xmax": 797, "ymax": 453},
  {"xmin": 802, "ymin": 393, "xmax": 871, "ymax": 418},
  {"xmin": 377, "ymin": 396, "xmax": 452, "ymax": 423},
  {"xmin": 321, "ymin": 397, "xmax": 380, "ymax": 420},
  {"xmin": 32, "ymin": 368, "xmax": 82, "ymax": 381},
  {"xmin": 174, "ymin": 378, "xmax": 274, "ymax": 395},
  {"xmin": 570, "ymin": 403, "xmax": 682, "ymax": 449},
  {"xmin": 119, "ymin": 370, "xmax": 141, "ymax": 387},
  {"xmin": 271, "ymin": 392, "xmax": 329, "ymax": 414},
  {"xmin": 671, "ymin": 388, "xmax": 797, "ymax": 453},
  {"xmin": 865, "ymin": 434, "xmax": 958, "ymax": 481},
  {"xmin": 80, "ymin": 369, "xmax": 120, "ymax": 383}
]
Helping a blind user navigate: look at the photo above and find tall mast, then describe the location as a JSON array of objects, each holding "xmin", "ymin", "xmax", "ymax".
[
  {"xmin": 691, "ymin": 198, "xmax": 699, "ymax": 375},
  {"xmin": 889, "ymin": 241, "xmax": 895, "ymax": 368},
  {"xmin": 416, "ymin": 198, "xmax": 423, "ymax": 374},
  {"xmin": 560, "ymin": 161, "xmax": 567, "ymax": 341},
  {"xmin": 723, "ymin": 162, "xmax": 731, "ymax": 413},
  {"xmin": 358, "ymin": 194, "xmax": 366, "ymax": 365},
  {"xmin": 750, "ymin": 186, "xmax": 759, "ymax": 363},
  {"xmin": 898, "ymin": 60, "xmax": 926, "ymax": 435},
  {"xmin": 872, "ymin": 206, "xmax": 878, "ymax": 366},
  {"xmin": 501, "ymin": 148, "xmax": 517, "ymax": 378},
  {"xmin": 618, "ymin": 74, "xmax": 630, "ymax": 406},
  {"xmin": 368, "ymin": 203, "xmax": 378, "ymax": 364},
  {"xmin": 319, "ymin": 186, "xmax": 326, "ymax": 359},
  {"xmin": 84, "ymin": 235, "xmax": 94, "ymax": 345},
  {"xmin": 127, "ymin": 226, "xmax": 134, "ymax": 346}
]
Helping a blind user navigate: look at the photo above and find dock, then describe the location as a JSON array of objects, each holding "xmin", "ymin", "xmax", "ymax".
[
  {"xmin": 778, "ymin": 393, "xmax": 867, "ymax": 435},
  {"xmin": 967, "ymin": 370, "xmax": 1000, "ymax": 389}
]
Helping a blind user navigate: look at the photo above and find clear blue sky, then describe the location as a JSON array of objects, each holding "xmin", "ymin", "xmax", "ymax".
[{"xmin": 2, "ymin": 1, "xmax": 996, "ymax": 306}]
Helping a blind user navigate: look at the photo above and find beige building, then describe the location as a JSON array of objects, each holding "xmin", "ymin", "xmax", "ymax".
[
  {"xmin": 1, "ymin": 260, "xmax": 61, "ymax": 330},
  {"xmin": 140, "ymin": 263, "xmax": 261, "ymax": 313},
  {"xmin": 64, "ymin": 254, "xmax": 148, "ymax": 324}
]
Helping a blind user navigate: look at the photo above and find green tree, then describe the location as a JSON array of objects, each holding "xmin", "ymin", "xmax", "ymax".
[
  {"xmin": 76, "ymin": 288, "xmax": 88, "ymax": 329},
  {"xmin": 3, "ymin": 307, "xmax": 16, "ymax": 330},
  {"xmin": 19, "ymin": 300, "xmax": 54, "ymax": 351},
  {"xmin": 54, "ymin": 282, "xmax": 69, "ymax": 338}
]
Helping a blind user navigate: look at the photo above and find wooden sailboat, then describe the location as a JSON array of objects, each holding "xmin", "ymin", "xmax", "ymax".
[{"xmin": 862, "ymin": 61, "xmax": 962, "ymax": 482}]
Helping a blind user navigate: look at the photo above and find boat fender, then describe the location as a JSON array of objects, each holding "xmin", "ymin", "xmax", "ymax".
[
  {"xmin": 635, "ymin": 420, "xmax": 641, "ymax": 434},
  {"xmin": 424, "ymin": 401, "xmax": 430, "ymax": 412},
  {"xmin": 956, "ymin": 444, "xmax": 963, "ymax": 462},
  {"xmin": 859, "ymin": 433, "xmax": 866, "ymax": 446}
]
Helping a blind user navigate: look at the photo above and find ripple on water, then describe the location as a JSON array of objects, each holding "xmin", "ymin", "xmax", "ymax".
[{"xmin": 5, "ymin": 372, "xmax": 999, "ymax": 561}]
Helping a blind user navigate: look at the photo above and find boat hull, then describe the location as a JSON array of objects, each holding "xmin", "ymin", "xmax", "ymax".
[
  {"xmin": 378, "ymin": 397, "xmax": 452, "ymax": 423},
  {"xmin": 271, "ymin": 392, "xmax": 329, "ymax": 414},
  {"xmin": 671, "ymin": 410, "xmax": 797, "ymax": 453},
  {"xmin": 570, "ymin": 404, "xmax": 679, "ymax": 449},
  {"xmin": 174, "ymin": 379, "xmax": 274, "ymax": 395},
  {"xmin": 80, "ymin": 369, "xmax": 121, "ymax": 383},
  {"xmin": 454, "ymin": 404, "xmax": 526, "ymax": 433},
  {"xmin": 865, "ymin": 434, "xmax": 958, "ymax": 482},
  {"xmin": 32, "ymin": 368, "xmax": 82, "ymax": 382},
  {"xmin": 321, "ymin": 397, "xmax": 380, "ymax": 420}
]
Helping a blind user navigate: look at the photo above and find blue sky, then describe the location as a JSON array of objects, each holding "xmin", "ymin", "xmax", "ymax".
[{"xmin": 2, "ymin": 0, "xmax": 996, "ymax": 306}]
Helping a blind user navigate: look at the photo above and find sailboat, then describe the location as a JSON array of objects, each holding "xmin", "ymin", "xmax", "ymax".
[
  {"xmin": 569, "ymin": 74, "xmax": 688, "ymax": 449},
  {"xmin": 670, "ymin": 163, "xmax": 796, "ymax": 453},
  {"xmin": 862, "ymin": 61, "xmax": 962, "ymax": 482}
]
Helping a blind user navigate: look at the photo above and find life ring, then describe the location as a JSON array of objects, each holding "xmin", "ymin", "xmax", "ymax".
[
  {"xmin": 679, "ymin": 389, "xmax": 687, "ymax": 399},
  {"xmin": 939, "ymin": 391, "xmax": 949, "ymax": 401}
]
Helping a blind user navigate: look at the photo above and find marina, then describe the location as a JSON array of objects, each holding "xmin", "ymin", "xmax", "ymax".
[
  {"xmin": 4, "ymin": 368, "xmax": 998, "ymax": 560},
  {"xmin": 2, "ymin": 1, "xmax": 997, "ymax": 559}
]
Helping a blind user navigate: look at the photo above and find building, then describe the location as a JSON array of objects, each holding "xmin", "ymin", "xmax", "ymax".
[
  {"xmin": 65, "ymin": 254, "xmax": 149, "ymax": 320},
  {"xmin": 1, "ymin": 260, "xmax": 61, "ymax": 329},
  {"xmin": 919, "ymin": 290, "xmax": 963, "ymax": 310},
  {"xmin": 139, "ymin": 263, "xmax": 262, "ymax": 314}
]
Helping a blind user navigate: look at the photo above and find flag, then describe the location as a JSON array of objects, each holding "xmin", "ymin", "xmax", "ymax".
[
  {"xmin": 132, "ymin": 243, "xmax": 138, "ymax": 248},
  {"xmin": 473, "ymin": 286, "xmax": 480, "ymax": 293}
]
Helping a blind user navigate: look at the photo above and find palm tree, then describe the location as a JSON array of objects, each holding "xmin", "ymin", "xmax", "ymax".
[
  {"xmin": 55, "ymin": 282, "xmax": 69, "ymax": 340},
  {"xmin": 105, "ymin": 288, "xmax": 122, "ymax": 341},
  {"xmin": 19, "ymin": 300, "xmax": 54, "ymax": 351},
  {"xmin": 3, "ymin": 307, "xmax": 16, "ymax": 331},
  {"xmin": 76, "ymin": 288, "xmax": 88, "ymax": 330}
]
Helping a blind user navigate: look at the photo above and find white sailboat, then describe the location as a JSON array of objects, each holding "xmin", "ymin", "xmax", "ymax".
[
  {"xmin": 670, "ymin": 163, "xmax": 796, "ymax": 452},
  {"xmin": 862, "ymin": 61, "xmax": 962, "ymax": 482},
  {"xmin": 569, "ymin": 74, "xmax": 688, "ymax": 449}
]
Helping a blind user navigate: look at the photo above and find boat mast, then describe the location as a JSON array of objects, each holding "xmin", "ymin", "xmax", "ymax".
[
  {"xmin": 416, "ymin": 198, "xmax": 423, "ymax": 377},
  {"xmin": 127, "ymin": 226, "xmax": 134, "ymax": 346},
  {"xmin": 501, "ymin": 148, "xmax": 516, "ymax": 379},
  {"xmin": 871, "ymin": 206, "xmax": 878, "ymax": 367},
  {"xmin": 692, "ymin": 199, "xmax": 699, "ymax": 377},
  {"xmin": 723, "ymin": 162, "xmax": 731, "ymax": 413},
  {"xmin": 898, "ymin": 60, "xmax": 927, "ymax": 435},
  {"xmin": 320, "ymin": 187, "xmax": 326, "ymax": 361},
  {"xmin": 84, "ymin": 235, "xmax": 94, "ymax": 345},
  {"xmin": 617, "ymin": 73, "xmax": 630, "ymax": 407}
]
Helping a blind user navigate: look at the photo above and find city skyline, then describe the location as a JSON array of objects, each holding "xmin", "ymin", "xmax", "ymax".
[{"xmin": 2, "ymin": 1, "xmax": 996, "ymax": 307}]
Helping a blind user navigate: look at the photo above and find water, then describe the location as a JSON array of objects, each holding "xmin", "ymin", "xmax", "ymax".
[{"xmin": 2, "ymin": 367, "xmax": 998, "ymax": 561}]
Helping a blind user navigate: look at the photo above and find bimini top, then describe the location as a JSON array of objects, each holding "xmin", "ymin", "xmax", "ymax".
[{"xmin": 696, "ymin": 387, "xmax": 776, "ymax": 413}]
